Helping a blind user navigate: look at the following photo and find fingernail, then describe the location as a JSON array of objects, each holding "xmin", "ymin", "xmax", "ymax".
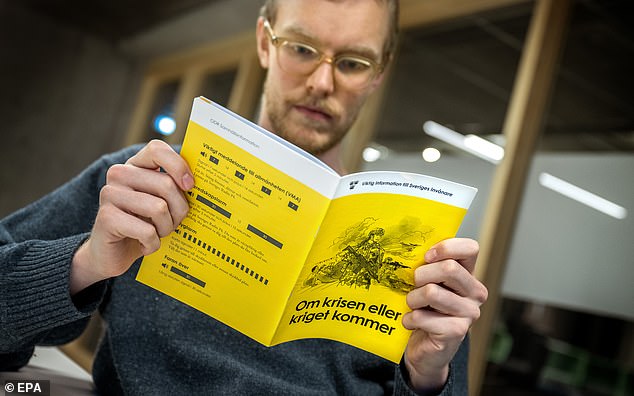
[{"xmin": 182, "ymin": 173, "xmax": 195, "ymax": 190}]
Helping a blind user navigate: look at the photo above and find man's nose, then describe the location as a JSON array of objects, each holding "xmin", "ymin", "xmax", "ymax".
[{"xmin": 306, "ymin": 61, "xmax": 335, "ymax": 95}]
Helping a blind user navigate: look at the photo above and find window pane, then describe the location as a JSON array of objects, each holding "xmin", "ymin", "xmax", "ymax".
[
  {"xmin": 375, "ymin": 4, "xmax": 531, "ymax": 153},
  {"xmin": 144, "ymin": 80, "xmax": 180, "ymax": 141},
  {"xmin": 200, "ymin": 69, "xmax": 237, "ymax": 108}
]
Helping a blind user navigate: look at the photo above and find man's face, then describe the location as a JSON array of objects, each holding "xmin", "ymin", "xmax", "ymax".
[{"xmin": 256, "ymin": 0, "xmax": 390, "ymax": 155}]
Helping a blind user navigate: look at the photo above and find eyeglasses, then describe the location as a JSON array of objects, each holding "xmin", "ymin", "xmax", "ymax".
[{"xmin": 263, "ymin": 19, "xmax": 384, "ymax": 90}]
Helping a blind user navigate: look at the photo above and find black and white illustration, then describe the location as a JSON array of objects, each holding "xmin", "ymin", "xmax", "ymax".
[{"xmin": 303, "ymin": 217, "xmax": 434, "ymax": 293}]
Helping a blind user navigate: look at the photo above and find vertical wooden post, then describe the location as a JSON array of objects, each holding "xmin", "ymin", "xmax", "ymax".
[
  {"xmin": 341, "ymin": 62, "xmax": 394, "ymax": 172},
  {"xmin": 341, "ymin": 85, "xmax": 389, "ymax": 172},
  {"xmin": 167, "ymin": 69, "xmax": 204, "ymax": 145},
  {"xmin": 468, "ymin": 1, "xmax": 572, "ymax": 395},
  {"xmin": 228, "ymin": 50, "xmax": 265, "ymax": 119},
  {"xmin": 124, "ymin": 76, "xmax": 159, "ymax": 146}
]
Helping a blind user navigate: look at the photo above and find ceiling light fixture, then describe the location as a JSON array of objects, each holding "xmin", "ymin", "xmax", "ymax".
[
  {"xmin": 362, "ymin": 147, "xmax": 382, "ymax": 162},
  {"xmin": 422, "ymin": 147, "xmax": 441, "ymax": 162},
  {"xmin": 538, "ymin": 172, "xmax": 628, "ymax": 220},
  {"xmin": 423, "ymin": 121, "xmax": 504, "ymax": 164},
  {"xmin": 464, "ymin": 134, "xmax": 505, "ymax": 162},
  {"xmin": 362, "ymin": 143, "xmax": 390, "ymax": 163}
]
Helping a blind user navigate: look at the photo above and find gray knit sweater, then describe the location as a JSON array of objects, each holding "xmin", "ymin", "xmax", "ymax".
[{"xmin": 0, "ymin": 145, "xmax": 468, "ymax": 395}]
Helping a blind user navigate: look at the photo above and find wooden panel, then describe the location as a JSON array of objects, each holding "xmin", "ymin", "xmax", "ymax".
[
  {"xmin": 146, "ymin": 32, "xmax": 254, "ymax": 82},
  {"xmin": 124, "ymin": 32, "xmax": 256, "ymax": 146},
  {"xmin": 468, "ymin": 1, "xmax": 572, "ymax": 395},
  {"xmin": 399, "ymin": 0, "xmax": 531, "ymax": 29}
]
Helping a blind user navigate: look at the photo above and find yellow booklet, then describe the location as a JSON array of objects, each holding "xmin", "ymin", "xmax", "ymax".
[{"xmin": 137, "ymin": 97, "xmax": 477, "ymax": 363}]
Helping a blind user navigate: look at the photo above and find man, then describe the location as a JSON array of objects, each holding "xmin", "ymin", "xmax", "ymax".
[{"xmin": 0, "ymin": 0, "xmax": 487, "ymax": 394}]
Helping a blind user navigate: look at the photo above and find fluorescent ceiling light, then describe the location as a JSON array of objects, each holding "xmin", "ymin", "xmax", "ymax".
[
  {"xmin": 464, "ymin": 134, "xmax": 505, "ymax": 162},
  {"xmin": 538, "ymin": 172, "xmax": 628, "ymax": 220},
  {"xmin": 423, "ymin": 121, "xmax": 504, "ymax": 164}
]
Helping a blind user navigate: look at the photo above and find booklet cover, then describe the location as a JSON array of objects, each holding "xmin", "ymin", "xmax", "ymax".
[{"xmin": 136, "ymin": 97, "xmax": 477, "ymax": 363}]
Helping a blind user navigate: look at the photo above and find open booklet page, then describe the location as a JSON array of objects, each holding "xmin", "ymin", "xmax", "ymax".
[
  {"xmin": 137, "ymin": 97, "xmax": 340, "ymax": 345},
  {"xmin": 137, "ymin": 97, "xmax": 477, "ymax": 363},
  {"xmin": 273, "ymin": 172, "xmax": 476, "ymax": 362}
]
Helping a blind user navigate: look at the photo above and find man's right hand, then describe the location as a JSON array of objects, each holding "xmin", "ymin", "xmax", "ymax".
[{"xmin": 70, "ymin": 140, "xmax": 194, "ymax": 295}]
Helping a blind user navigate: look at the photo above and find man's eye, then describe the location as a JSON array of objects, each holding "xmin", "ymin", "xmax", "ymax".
[
  {"xmin": 337, "ymin": 58, "xmax": 372, "ymax": 74},
  {"xmin": 287, "ymin": 43, "xmax": 317, "ymax": 58}
]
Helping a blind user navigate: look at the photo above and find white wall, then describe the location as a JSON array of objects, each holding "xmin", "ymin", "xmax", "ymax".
[{"xmin": 503, "ymin": 154, "xmax": 633, "ymax": 321}]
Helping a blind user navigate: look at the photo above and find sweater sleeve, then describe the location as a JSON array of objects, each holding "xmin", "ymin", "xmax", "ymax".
[
  {"xmin": 392, "ymin": 336, "xmax": 469, "ymax": 395},
  {"xmin": 0, "ymin": 145, "xmax": 142, "ymax": 370}
]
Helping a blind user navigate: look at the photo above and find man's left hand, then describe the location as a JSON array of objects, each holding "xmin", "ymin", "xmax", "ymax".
[{"xmin": 402, "ymin": 238, "xmax": 488, "ymax": 393}]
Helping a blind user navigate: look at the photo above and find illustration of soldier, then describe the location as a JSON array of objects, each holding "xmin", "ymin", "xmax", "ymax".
[
  {"xmin": 304, "ymin": 223, "xmax": 422, "ymax": 293},
  {"xmin": 339, "ymin": 227, "xmax": 385, "ymax": 289}
]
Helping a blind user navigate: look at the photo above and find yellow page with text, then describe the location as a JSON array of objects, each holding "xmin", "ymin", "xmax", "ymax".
[
  {"xmin": 137, "ymin": 98, "xmax": 337, "ymax": 345},
  {"xmin": 272, "ymin": 172, "xmax": 477, "ymax": 363}
]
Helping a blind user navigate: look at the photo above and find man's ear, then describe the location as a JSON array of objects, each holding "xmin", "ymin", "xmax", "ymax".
[
  {"xmin": 367, "ymin": 54, "xmax": 393, "ymax": 93},
  {"xmin": 255, "ymin": 17, "xmax": 270, "ymax": 69},
  {"xmin": 367, "ymin": 69, "xmax": 386, "ymax": 94}
]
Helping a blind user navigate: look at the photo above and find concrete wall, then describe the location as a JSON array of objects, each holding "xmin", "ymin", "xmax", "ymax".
[
  {"xmin": 0, "ymin": 0, "xmax": 262, "ymax": 216},
  {"xmin": 0, "ymin": 2, "xmax": 141, "ymax": 216}
]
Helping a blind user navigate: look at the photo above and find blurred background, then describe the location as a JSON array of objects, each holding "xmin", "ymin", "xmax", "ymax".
[{"xmin": 1, "ymin": 0, "xmax": 632, "ymax": 395}]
